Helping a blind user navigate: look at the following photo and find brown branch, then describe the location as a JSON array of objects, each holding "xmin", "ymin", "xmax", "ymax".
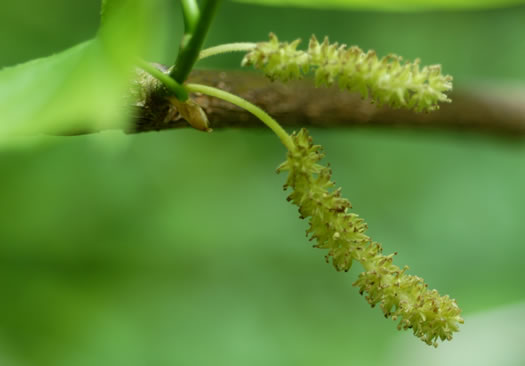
[{"xmin": 129, "ymin": 69, "xmax": 525, "ymax": 136}]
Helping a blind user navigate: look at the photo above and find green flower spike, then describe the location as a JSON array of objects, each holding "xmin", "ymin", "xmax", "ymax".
[
  {"xmin": 278, "ymin": 129, "xmax": 463, "ymax": 347},
  {"xmin": 243, "ymin": 33, "xmax": 453, "ymax": 112}
]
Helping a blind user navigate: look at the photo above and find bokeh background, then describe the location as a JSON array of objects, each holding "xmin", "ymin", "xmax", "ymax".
[{"xmin": 1, "ymin": 1, "xmax": 525, "ymax": 365}]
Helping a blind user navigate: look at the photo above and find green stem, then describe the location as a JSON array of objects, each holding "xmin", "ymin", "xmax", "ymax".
[
  {"xmin": 186, "ymin": 83, "xmax": 295, "ymax": 150},
  {"xmin": 181, "ymin": 0, "xmax": 200, "ymax": 32},
  {"xmin": 137, "ymin": 59, "xmax": 189, "ymax": 101},
  {"xmin": 199, "ymin": 42, "xmax": 257, "ymax": 60},
  {"xmin": 170, "ymin": 0, "xmax": 221, "ymax": 83}
]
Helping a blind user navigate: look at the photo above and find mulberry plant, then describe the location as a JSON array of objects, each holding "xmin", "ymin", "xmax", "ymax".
[{"xmin": 135, "ymin": 0, "xmax": 463, "ymax": 347}]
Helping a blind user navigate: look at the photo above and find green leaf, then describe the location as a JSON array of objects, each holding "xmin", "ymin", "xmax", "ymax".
[
  {"xmin": 0, "ymin": 40, "xmax": 122, "ymax": 137},
  {"xmin": 231, "ymin": 0, "xmax": 525, "ymax": 11},
  {"xmin": 0, "ymin": 0, "xmax": 160, "ymax": 141}
]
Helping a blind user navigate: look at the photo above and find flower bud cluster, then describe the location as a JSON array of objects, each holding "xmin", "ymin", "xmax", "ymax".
[
  {"xmin": 243, "ymin": 34, "xmax": 453, "ymax": 112},
  {"xmin": 278, "ymin": 129, "xmax": 463, "ymax": 346}
]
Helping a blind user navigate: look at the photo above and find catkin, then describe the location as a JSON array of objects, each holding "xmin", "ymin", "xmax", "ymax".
[
  {"xmin": 278, "ymin": 129, "xmax": 463, "ymax": 346},
  {"xmin": 243, "ymin": 34, "xmax": 453, "ymax": 112}
]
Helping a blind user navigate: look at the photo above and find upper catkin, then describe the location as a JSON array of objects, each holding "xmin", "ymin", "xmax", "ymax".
[{"xmin": 243, "ymin": 34, "xmax": 453, "ymax": 112}]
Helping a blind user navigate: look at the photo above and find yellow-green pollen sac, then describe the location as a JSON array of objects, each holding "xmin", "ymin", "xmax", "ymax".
[
  {"xmin": 277, "ymin": 129, "xmax": 463, "ymax": 346},
  {"xmin": 243, "ymin": 33, "xmax": 453, "ymax": 112}
]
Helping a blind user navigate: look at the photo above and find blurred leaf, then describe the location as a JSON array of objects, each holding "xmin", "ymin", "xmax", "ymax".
[
  {"xmin": 231, "ymin": 0, "xmax": 525, "ymax": 11},
  {"xmin": 0, "ymin": 0, "xmax": 161, "ymax": 141},
  {"xmin": 0, "ymin": 40, "xmax": 123, "ymax": 137}
]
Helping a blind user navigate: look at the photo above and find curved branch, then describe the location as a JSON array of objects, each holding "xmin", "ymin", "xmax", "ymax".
[{"xmin": 130, "ymin": 70, "xmax": 525, "ymax": 137}]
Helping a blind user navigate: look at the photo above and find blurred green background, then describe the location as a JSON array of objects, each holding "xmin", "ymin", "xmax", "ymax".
[{"xmin": 1, "ymin": 1, "xmax": 525, "ymax": 365}]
